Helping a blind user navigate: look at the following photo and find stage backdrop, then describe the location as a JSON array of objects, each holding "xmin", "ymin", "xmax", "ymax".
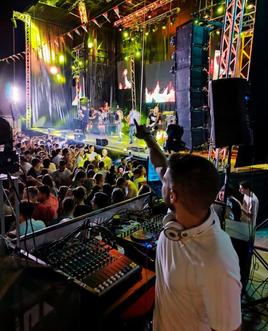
[{"xmin": 30, "ymin": 19, "xmax": 72, "ymax": 128}]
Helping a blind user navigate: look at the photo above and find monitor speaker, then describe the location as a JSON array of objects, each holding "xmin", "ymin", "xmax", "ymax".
[{"xmin": 209, "ymin": 78, "xmax": 253, "ymax": 148}]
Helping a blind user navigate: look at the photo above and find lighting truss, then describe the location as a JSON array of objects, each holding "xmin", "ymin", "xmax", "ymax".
[
  {"xmin": 114, "ymin": 0, "xmax": 173, "ymax": 28},
  {"xmin": 78, "ymin": 0, "xmax": 88, "ymax": 25},
  {"xmin": 130, "ymin": 56, "xmax": 137, "ymax": 110},
  {"xmin": 13, "ymin": 11, "xmax": 32, "ymax": 129},
  {"xmin": 218, "ymin": 0, "xmax": 246, "ymax": 78}
]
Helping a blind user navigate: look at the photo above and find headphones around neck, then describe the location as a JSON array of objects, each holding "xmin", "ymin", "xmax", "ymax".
[
  {"xmin": 163, "ymin": 219, "xmax": 216, "ymax": 241},
  {"xmin": 163, "ymin": 221, "xmax": 185, "ymax": 241}
]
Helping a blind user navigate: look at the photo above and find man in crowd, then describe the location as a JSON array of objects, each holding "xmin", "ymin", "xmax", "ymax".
[
  {"xmin": 37, "ymin": 185, "xmax": 59, "ymax": 222},
  {"xmin": 14, "ymin": 201, "xmax": 46, "ymax": 236},
  {"xmin": 239, "ymin": 180, "xmax": 259, "ymax": 228},
  {"xmin": 135, "ymin": 121, "xmax": 241, "ymax": 331},
  {"xmin": 52, "ymin": 160, "xmax": 72, "ymax": 187},
  {"xmin": 23, "ymin": 186, "xmax": 54, "ymax": 225},
  {"xmin": 101, "ymin": 148, "xmax": 112, "ymax": 170}
]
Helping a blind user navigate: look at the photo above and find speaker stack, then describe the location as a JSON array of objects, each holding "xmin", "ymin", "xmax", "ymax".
[{"xmin": 175, "ymin": 22, "xmax": 209, "ymax": 150}]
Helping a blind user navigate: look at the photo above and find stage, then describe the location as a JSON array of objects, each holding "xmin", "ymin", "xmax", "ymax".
[
  {"xmin": 31, "ymin": 127, "xmax": 150, "ymax": 159},
  {"xmin": 30, "ymin": 126, "xmax": 268, "ymax": 170}
]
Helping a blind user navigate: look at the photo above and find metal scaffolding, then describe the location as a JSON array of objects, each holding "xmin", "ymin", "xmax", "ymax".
[
  {"xmin": 218, "ymin": 0, "xmax": 246, "ymax": 78},
  {"xmin": 238, "ymin": 4, "xmax": 257, "ymax": 80},
  {"xmin": 130, "ymin": 55, "xmax": 137, "ymax": 111},
  {"xmin": 13, "ymin": 11, "xmax": 32, "ymax": 129}
]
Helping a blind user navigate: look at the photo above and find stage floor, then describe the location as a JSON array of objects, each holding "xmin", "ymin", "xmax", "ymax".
[{"xmin": 30, "ymin": 127, "xmax": 268, "ymax": 173}]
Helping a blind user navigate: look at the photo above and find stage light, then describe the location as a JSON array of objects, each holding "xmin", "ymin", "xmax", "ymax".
[
  {"xmin": 203, "ymin": 11, "xmax": 210, "ymax": 19},
  {"xmin": 216, "ymin": 30, "xmax": 221, "ymax": 35},
  {"xmin": 246, "ymin": 0, "xmax": 254, "ymax": 10},
  {"xmin": 193, "ymin": 18, "xmax": 199, "ymax": 25},
  {"xmin": 162, "ymin": 25, "xmax": 166, "ymax": 30},
  {"xmin": 78, "ymin": 60, "xmax": 83, "ymax": 66},
  {"xmin": 135, "ymin": 51, "xmax": 141, "ymax": 58},
  {"xmin": 59, "ymin": 54, "xmax": 65, "ymax": 64},
  {"xmin": 119, "ymin": 28, "xmax": 122, "ymax": 31},
  {"xmin": 145, "ymin": 31, "xmax": 149, "ymax": 36},
  {"xmin": 124, "ymin": 56, "xmax": 128, "ymax": 61},
  {"xmin": 216, "ymin": 5, "xmax": 225, "ymax": 15},
  {"xmin": 50, "ymin": 66, "xmax": 58, "ymax": 75},
  {"xmin": 11, "ymin": 85, "xmax": 19, "ymax": 104},
  {"xmin": 56, "ymin": 73, "xmax": 66, "ymax": 84},
  {"xmin": 88, "ymin": 41, "xmax": 93, "ymax": 48},
  {"xmin": 123, "ymin": 31, "xmax": 129, "ymax": 38}
]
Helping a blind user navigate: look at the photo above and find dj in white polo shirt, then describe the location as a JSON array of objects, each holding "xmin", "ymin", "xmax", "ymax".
[{"xmin": 135, "ymin": 123, "xmax": 242, "ymax": 331}]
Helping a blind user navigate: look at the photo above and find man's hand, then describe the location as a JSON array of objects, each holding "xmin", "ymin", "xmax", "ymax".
[{"xmin": 134, "ymin": 119, "xmax": 151, "ymax": 140}]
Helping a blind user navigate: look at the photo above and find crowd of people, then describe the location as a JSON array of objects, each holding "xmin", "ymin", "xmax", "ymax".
[
  {"xmin": 3, "ymin": 134, "xmax": 150, "ymax": 236},
  {"xmin": 2, "ymin": 130, "xmax": 259, "ymax": 238},
  {"xmin": 1, "ymin": 125, "xmax": 261, "ymax": 331}
]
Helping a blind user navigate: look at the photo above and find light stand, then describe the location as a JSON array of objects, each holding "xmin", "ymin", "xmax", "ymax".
[
  {"xmin": 0, "ymin": 174, "xmax": 20, "ymax": 248},
  {"xmin": 219, "ymin": 145, "xmax": 232, "ymax": 231}
]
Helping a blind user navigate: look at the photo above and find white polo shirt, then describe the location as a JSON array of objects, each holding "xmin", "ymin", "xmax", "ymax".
[
  {"xmin": 154, "ymin": 208, "xmax": 241, "ymax": 331},
  {"xmin": 241, "ymin": 192, "xmax": 259, "ymax": 227}
]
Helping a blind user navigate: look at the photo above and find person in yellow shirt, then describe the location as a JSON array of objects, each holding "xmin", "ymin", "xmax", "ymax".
[{"xmin": 101, "ymin": 148, "xmax": 112, "ymax": 170}]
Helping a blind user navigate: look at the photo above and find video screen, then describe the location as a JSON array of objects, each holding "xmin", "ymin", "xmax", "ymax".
[
  {"xmin": 117, "ymin": 61, "xmax": 132, "ymax": 90},
  {"xmin": 145, "ymin": 61, "xmax": 175, "ymax": 103}
]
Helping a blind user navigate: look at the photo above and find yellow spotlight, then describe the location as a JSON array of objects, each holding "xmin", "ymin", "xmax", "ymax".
[
  {"xmin": 50, "ymin": 66, "xmax": 58, "ymax": 75},
  {"xmin": 59, "ymin": 54, "xmax": 65, "ymax": 64},
  {"xmin": 216, "ymin": 5, "xmax": 225, "ymax": 15},
  {"xmin": 123, "ymin": 31, "xmax": 129, "ymax": 38},
  {"xmin": 88, "ymin": 41, "xmax": 93, "ymax": 49}
]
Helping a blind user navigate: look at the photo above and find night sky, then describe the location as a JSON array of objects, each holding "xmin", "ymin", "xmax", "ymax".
[{"xmin": 0, "ymin": 1, "xmax": 36, "ymax": 58}]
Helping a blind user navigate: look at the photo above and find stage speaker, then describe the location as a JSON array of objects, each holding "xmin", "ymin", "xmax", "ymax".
[
  {"xmin": 175, "ymin": 22, "xmax": 209, "ymax": 150},
  {"xmin": 209, "ymin": 78, "xmax": 253, "ymax": 148},
  {"xmin": 96, "ymin": 138, "xmax": 108, "ymax": 146}
]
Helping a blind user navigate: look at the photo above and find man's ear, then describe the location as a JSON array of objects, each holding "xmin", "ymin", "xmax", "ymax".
[{"xmin": 170, "ymin": 188, "xmax": 177, "ymax": 204}]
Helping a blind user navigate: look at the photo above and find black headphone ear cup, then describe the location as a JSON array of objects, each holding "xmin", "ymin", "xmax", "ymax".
[{"xmin": 164, "ymin": 227, "xmax": 182, "ymax": 241}]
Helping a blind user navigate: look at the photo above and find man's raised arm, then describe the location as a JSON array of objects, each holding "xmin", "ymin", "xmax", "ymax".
[{"xmin": 134, "ymin": 119, "xmax": 167, "ymax": 180}]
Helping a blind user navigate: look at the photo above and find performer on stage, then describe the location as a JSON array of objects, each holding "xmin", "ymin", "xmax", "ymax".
[
  {"xmin": 148, "ymin": 105, "xmax": 161, "ymax": 136},
  {"xmin": 115, "ymin": 105, "xmax": 124, "ymax": 141},
  {"xmin": 81, "ymin": 104, "xmax": 89, "ymax": 135},
  {"xmin": 91, "ymin": 109, "xmax": 100, "ymax": 135},
  {"xmin": 127, "ymin": 108, "xmax": 140, "ymax": 144}
]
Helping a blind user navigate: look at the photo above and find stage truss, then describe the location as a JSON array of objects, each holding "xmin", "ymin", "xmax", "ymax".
[
  {"xmin": 13, "ymin": 11, "xmax": 31, "ymax": 129},
  {"xmin": 218, "ymin": 0, "xmax": 246, "ymax": 78},
  {"xmin": 209, "ymin": 0, "xmax": 257, "ymax": 167},
  {"xmin": 130, "ymin": 56, "xmax": 137, "ymax": 111},
  {"xmin": 239, "ymin": 4, "xmax": 257, "ymax": 80}
]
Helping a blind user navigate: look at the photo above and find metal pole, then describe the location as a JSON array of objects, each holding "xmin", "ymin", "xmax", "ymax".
[
  {"xmin": 14, "ymin": 178, "xmax": 20, "ymax": 248},
  {"xmin": 0, "ymin": 179, "xmax": 5, "ymax": 235},
  {"xmin": 139, "ymin": 28, "xmax": 145, "ymax": 116}
]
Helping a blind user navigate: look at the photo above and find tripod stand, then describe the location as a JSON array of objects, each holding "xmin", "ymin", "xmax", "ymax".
[
  {"xmin": 243, "ymin": 219, "xmax": 268, "ymax": 309},
  {"xmin": 0, "ymin": 174, "xmax": 20, "ymax": 248}
]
